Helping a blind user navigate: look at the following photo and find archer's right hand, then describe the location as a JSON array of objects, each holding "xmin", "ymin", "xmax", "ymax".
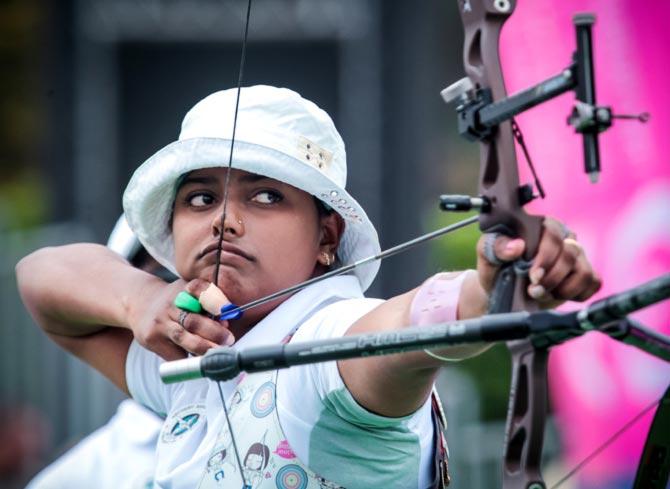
[{"xmin": 129, "ymin": 279, "xmax": 235, "ymax": 361}]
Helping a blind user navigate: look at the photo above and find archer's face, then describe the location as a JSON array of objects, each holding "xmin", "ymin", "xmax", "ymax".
[{"xmin": 172, "ymin": 168, "xmax": 329, "ymax": 325}]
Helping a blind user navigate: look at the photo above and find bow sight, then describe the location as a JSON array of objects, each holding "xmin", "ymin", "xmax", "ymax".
[{"xmin": 440, "ymin": 13, "xmax": 646, "ymax": 213}]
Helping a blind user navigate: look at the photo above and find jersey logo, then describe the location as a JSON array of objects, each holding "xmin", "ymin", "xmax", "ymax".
[{"xmin": 161, "ymin": 405, "xmax": 206, "ymax": 443}]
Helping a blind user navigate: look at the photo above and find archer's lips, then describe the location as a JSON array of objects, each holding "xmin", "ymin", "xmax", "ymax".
[{"xmin": 198, "ymin": 242, "xmax": 255, "ymax": 262}]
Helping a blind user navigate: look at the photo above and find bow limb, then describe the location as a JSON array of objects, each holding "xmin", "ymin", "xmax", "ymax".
[{"xmin": 457, "ymin": 2, "xmax": 546, "ymax": 488}]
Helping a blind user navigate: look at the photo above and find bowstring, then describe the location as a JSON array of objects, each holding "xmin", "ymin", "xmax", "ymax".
[
  {"xmin": 212, "ymin": 0, "xmax": 253, "ymax": 486},
  {"xmin": 213, "ymin": 0, "xmax": 252, "ymax": 286},
  {"xmin": 216, "ymin": 381, "xmax": 247, "ymax": 484}
]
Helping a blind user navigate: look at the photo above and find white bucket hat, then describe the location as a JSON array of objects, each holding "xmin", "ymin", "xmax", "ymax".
[{"xmin": 123, "ymin": 85, "xmax": 381, "ymax": 290}]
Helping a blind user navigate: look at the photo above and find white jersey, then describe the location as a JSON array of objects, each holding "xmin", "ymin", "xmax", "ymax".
[{"xmin": 127, "ymin": 276, "xmax": 450, "ymax": 488}]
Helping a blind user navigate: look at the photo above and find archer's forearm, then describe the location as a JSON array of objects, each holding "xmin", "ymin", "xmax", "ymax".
[
  {"xmin": 16, "ymin": 243, "xmax": 165, "ymax": 337},
  {"xmin": 339, "ymin": 271, "xmax": 492, "ymax": 417}
]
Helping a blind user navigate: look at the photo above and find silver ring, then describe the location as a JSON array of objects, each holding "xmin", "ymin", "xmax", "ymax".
[
  {"xmin": 483, "ymin": 233, "xmax": 506, "ymax": 266},
  {"xmin": 178, "ymin": 310, "xmax": 189, "ymax": 328}
]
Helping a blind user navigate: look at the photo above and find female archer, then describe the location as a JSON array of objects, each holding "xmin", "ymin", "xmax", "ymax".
[{"xmin": 16, "ymin": 85, "xmax": 600, "ymax": 488}]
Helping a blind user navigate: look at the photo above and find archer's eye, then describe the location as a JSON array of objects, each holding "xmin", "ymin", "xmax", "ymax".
[
  {"xmin": 251, "ymin": 190, "xmax": 282, "ymax": 204},
  {"xmin": 188, "ymin": 193, "xmax": 215, "ymax": 207}
]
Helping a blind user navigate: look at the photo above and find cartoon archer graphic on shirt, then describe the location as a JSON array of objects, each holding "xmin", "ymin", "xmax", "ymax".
[{"xmin": 242, "ymin": 436, "xmax": 270, "ymax": 488}]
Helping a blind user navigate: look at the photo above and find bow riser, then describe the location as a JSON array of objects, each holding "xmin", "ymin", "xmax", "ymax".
[
  {"xmin": 460, "ymin": 0, "xmax": 544, "ymax": 272},
  {"xmin": 458, "ymin": 1, "xmax": 548, "ymax": 487}
]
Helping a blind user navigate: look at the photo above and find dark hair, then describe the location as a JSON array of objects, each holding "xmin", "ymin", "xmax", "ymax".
[
  {"xmin": 244, "ymin": 443, "xmax": 270, "ymax": 470},
  {"xmin": 314, "ymin": 196, "xmax": 334, "ymax": 217}
]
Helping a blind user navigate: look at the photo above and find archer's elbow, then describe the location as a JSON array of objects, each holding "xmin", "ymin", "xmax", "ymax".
[
  {"xmin": 16, "ymin": 247, "xmax": 70, "ymax": 334},
  {"xmin": 16, "ymin": 247, "xmax": 50, "ymax": 302}
]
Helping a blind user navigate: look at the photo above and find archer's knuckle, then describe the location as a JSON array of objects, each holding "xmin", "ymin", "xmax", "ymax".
[
  {"xmin": 564, "ymin": 239, "xmax": 583, "ymax": 257},
  {"xmin": 170, "ymin": 324, "xmax": 185, "ymax": 343},
  {"xmin": 551, "ymin": 231, "xmax": 566, "ymax": 248},
  {"xmin": 143, "ymin": 322, "xmax": 162, "ymax": 343},
  {"xmin": 564, "ymin": 247, "xmax": 579, "ymax": 267},
  {"xmin": 544, "ymin": 218, "xmax": 559, "ymax": 236},
  {"xmin": 213, "ymin": 329, "xmax": 228, "ymax": 345},
  {"xmin": 591, "ymin": 275, "xmax": 603, "ymax": 293},
  {"xmin": 181, "ymin": 315, "xmax": 196, "ymax": 333},
  {"xmin": 199, "ymin": 321, "xmax": 225, "ymax": 344},
  {"xmin": 191, "ymin": 340, "xmax": 211, "ymax": 356},
  {"xmin": 539, "ymin": 268, "xmax": 560, "ymax": 288}
]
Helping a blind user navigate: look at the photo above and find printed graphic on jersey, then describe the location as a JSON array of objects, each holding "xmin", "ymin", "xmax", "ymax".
[
  {"xmin": 275, "ymin": 464, "xmax": 308, "ymax": 489},
  {"xmin": 206, "ymin": 447, "xmax": 228, "ymax": 472},
  {"xmin": 250, "ymin": 381, "xmax": 276, "ymax": 418},
  {"xmin": 243, "ymin": 440, "xmax": 271, "ymax": 488},
  {"xmin": 161, "ymin": 405, "xmax": 206, "ymax": 443},
  {"xmin": 206, "ymin": 441, "xmax": 240, "ymax": 484},
  {"xmin": 198, "ymin": 368, "xmax": 351, "ymax": 488},
  {"xmin": 274, "ymin": 439, "xmax": 296, "ymax": 459},
  {"xmin": 229, "ymin": 383, "xmax": 254, "ymax": 414}
]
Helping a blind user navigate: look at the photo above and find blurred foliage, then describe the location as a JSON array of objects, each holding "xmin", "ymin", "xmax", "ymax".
[
  {"xmin": 0, "ymin": 170, "xmax": 48, "ymax": 230},
  {"xmin": 0, "ymin": 1, "xmax": 48, "ymax": 229},
  {"xmin": 428, "ymin": 208, "xmax": 512, "ymax": 421},
  {"xmin": 427, "ymin": 209, "xmax": 479, "ymax": 272}
]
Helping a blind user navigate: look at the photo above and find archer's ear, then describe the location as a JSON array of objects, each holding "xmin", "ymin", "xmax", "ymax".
[{"xmin": 318, "ymin": 212, "xmax": 345, "ymax": 255}]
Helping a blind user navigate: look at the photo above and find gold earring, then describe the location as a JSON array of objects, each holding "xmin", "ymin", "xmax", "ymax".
[{"xmin": 321, "ymin": 251, "xmax": 332, "ymax": 266}]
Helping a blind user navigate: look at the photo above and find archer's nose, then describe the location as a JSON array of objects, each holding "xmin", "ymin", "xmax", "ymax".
[{"xmin": 211, "ymin": 207, "xmax": 244, "ymax": 238}]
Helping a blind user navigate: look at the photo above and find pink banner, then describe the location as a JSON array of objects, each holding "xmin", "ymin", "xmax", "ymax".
[{"xmin": 500, "ymin": 1, "xmax": 670, "ymax": 486}]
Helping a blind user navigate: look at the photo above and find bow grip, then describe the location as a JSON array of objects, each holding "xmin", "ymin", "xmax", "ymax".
[{"xmin": 483, "ymin": 210, "xmax": 543, "ymax": 315}]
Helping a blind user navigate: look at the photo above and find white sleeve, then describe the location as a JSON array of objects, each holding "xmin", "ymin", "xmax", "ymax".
[
  {"xmin": 125, "ymin": 339, "xmax": 173, "ymax": 417},
  {"xmin": 276, "ymin": 298, "xmax": 436, "ymax": 488},
  {"xmin": 277, "ymin": 297, "xmax": 430, "ymax": 427}
]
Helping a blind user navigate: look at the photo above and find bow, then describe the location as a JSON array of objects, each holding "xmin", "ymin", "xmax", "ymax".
[{"xmin": 442, "ymin": 1, "xmax": 663, "ymax": 488}]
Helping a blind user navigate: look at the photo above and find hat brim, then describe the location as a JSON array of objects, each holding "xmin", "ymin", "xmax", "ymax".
[{"xmin": 123, "ymin": 137, "xmax": 381, "ymax": 291}]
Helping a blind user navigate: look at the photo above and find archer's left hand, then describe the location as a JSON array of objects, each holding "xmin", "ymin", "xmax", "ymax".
[{"xmin": 476, "ymin": 217, "xmax": 602, "ymax": 308}]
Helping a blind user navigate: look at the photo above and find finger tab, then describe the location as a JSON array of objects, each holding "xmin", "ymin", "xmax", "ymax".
[{"xmin": 199, "ymin": 283, "xmax": 230, "ymax": 316}]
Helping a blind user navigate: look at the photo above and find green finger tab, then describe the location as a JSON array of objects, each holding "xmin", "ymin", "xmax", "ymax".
[{"xmin": 174, "ymin": 291, "xmax": 203, "ymax": 313}]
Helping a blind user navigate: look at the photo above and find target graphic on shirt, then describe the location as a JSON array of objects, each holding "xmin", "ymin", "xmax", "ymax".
[
  {"xmin": 275, "ymin": 464, "xmax": 308, "ymax": 489},
  {"xmin": 250, "ymin": 381, "xmax": 276, "ymax": 418}
]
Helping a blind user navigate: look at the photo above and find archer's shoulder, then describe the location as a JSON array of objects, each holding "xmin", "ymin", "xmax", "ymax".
[{"xmin": 293, "ymin": 297, "xmax": 385, "ymax": 343}]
